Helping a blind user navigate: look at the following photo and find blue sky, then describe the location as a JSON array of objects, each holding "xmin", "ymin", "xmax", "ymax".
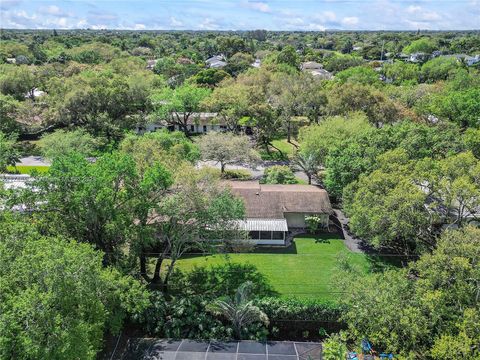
[{"xmin": 1, "ymin": 0, "xmax": 479, "ymax": 30}]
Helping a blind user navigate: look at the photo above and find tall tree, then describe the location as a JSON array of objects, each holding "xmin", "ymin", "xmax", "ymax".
[
  {"xmin": 0, "ymin": 215, "xmax": 149, "ymax": 360},
  {"xmin": 197, "ymin": 131, "xmax": 259, "ymax": 174},
  {"xmin": 145, "ymin": 168, "xmax": 245, "ymax": 290},
  {"xmin": 0, "ymin": 132, "xmax": 19, "ymax": 172},
  {"xmin": 21, "ymin": 152, "xmax": 172, "ymax": 266},
  {"xmin": 338, "ymin": 226, "xmax": 480, "ymax": 358},
  {"xmin": 150, "ymin": 84, "xmax": 211, "ymax": 136}
]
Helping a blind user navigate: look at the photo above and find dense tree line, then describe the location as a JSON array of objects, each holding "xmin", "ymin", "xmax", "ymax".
[{"xmin": 1, "ymin": 29, "xmax": 479, "ymax": 359}]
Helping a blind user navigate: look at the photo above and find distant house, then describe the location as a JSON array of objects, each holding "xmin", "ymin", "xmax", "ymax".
[
  {"xmin": 146, "ymin": 59, "xmax": 158, "ymax": 71},
  {"xmin": 137, "ymin": 113, "xmax": 222, "ymax": 134},
  {"xmin": 408, "ymin": 52, "xmax": 429, "ymax": 63},
  {"xmin": 206, "ymin": 55, "xmax": 227, "ymax": 69},
  {"xmin": 135, "ymin": 112, "xmax": 252, "ymax": 135},
  {"xmin": 300, "ymin": 61, "xmax": 333, "ymax": 80},
  {"xmin": 228, "ymin": 181, "xmax": 333, "ymax": 245},
  {"xmin": 251, "ymin": 58, "xmax": 261, "ymax": 68},
  {"xmin": 24, "ymin": 88, "xmax": 46, "ymax": 100},
  {"xmin": 442, "ymin": 54, "xmax": 480, "ymax": 66},
  {"xmin": 6, "ymin": 58, "xmax": 16, "ymax": 64},
  {"xmin": 136, "ymin": 112, "xmax": 253, "ymax": 135},
  {"xmin": 176, "ymin": 57, "xmax": 195, "ymax": 65}
]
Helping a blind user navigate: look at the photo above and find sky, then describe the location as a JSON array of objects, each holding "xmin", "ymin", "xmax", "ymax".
[{"xmin": 1, "ymin": 0, "xmax": 479, "ymax": 31}]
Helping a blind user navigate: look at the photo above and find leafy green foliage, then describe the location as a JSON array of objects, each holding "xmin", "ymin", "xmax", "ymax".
[
  {"xmin": 21, "ymin": 151, "xmax": 172, "ymax": 266},
  {"xmin": 261, "ymin": 165, "xmax": 297, "ymax": 184},
  {"xmin": 38, "ymin": 129, "xmax": 101, "ymax": 160},
  {"xmin": 150, "ymin": 84, "xmax": 211, "ymax": 134},
  {"xmin": 197, "ymin": 131, "xmax": 259, "ymax": 173},
  {"xmin": 382, "ymin": 61, "xmax": 420, "ymax": 85},
  {"xmin": 335, "ymin": 66, "xmax": 381, "ymax": 86},
  {"xmin": 208, "ymin": 281, "xmax": 270, "ymax": 339},
  {"xmin": 403, "ymin": 37, "xmax": 437, "ymax": 54},
  {"xmin": 0, "ymin": 215, "xmax": 149, "ymax": 360},
  {"xmin": 191, "ymin": 68, "xmax": 230, "ymax": 87},
  {"xmin": 0, "ymin": 131, "xmax": 19, "ymax": 172},
  {"xmin": 119, "ymin": 130, "xmax": 200, "ymax": 174},
  {"xmin": 421, "ymin": 56, "xmax": 461, "ymax": 82},
  {"xmin": 338, "ymin": 226, "xmax": 480, "ymax": 358},
  {"xmin": 322, "ymin": 333, "xmax": 349, "ymax": 360}
]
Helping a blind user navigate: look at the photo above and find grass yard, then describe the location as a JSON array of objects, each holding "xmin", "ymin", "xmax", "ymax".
[
  {"xmin": 259, "ymin": 138, "xmax": 299, "ymax": 161},
  {"xmin": 172, "ymin": 234, "xmax": 374, "ymax": 302},
  {"xmin": 6, "ymin": 165, "xmax": 50, "ymax": 174}
]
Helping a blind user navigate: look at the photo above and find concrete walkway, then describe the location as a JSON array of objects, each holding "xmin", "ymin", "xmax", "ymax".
[
  {"xmin": 333, "ymin": 209, "xmax": 367, "ymax": 253},
  {"xmin": 17, "ymin": 156, "xmax": 50, "ymax": 167}
]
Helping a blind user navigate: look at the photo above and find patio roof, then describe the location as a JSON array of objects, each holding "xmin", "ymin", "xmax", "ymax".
[{"xmin": 235, "ymin": 218, "xmax": 288, "ymax": 232}]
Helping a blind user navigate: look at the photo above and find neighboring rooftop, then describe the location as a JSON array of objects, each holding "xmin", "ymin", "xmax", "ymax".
[
  {"xmin": 117, "ymin": 338, "xmax": 323, "ymax": 360},
  {"xmin": 300, "ymin": 61, "xmax": 323, "ymax": 70},
  {"xmin": 227, "ymin": 181, "xmax": 333, "ymax": 219}
]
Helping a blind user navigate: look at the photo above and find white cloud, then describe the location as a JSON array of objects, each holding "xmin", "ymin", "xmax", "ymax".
[
  {"xmin": 39, "ymin": 5, "xmax": 62, "ymax": 16},
  {"xmin": 313, "ymin": 11, "xmax": 336, "ymax": 22},
  {"xmin": 170, "ymin": 16, "xmax": 183, "ymax": 27},
  {"xmin": 407, "ymin": 5, "xmax": 422, "ymax": 14},
  {"xmin": 199, "ymin": 18, "xmax": 220, "ymax": 30},
  {"xmin": 243, "ymin": 1, "xmax": 271, "ymax": 13},
  {"xmin": 134, "ymin": 23, "xmax": 146, "ymax": 30},
  {"xmin": 342, "ymin": 16, "xmax": 359, "ymax": 26}
]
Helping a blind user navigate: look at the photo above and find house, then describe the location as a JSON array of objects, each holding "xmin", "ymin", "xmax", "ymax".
[
  {"xmin": 300, "ymin": 61, "xmax": 324, "ymax": 71},
  {"xmin": 206, "ymin": 55, "xmax": 227, "ymax": 69},
  {"xmin": 251, "ymin": 58, "xmax": 261, "ymax": 68},
  {"xmin": 407, "ymin": 52, "xmax": 429, "ymax": 63},
  {"xmin": 137, "ymin": 113, "xmax": 253, "ymax": 135},
  {"xmin": 300, "ymin": 61, "xmax": 333, "ymax": 80},
  {"xmin": 146, "ymin": 59, "xmax": 158, "ymax": 70},
  {"xmin": 442, "ymin": 54, "xmax": 480, "ymax": 66},
  {"xmin": 136, "ymin": 113, "xmax": 223, "ymax": 134},
  {"xmin": 227, "ymin": 181, "xmax": 333, "ymax": 245},
  {"xmin": 24, "ymin": 88, "xmax": 46, "ymax": 100}
]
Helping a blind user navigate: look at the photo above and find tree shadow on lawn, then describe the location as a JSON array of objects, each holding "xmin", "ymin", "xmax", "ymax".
[
  {"xmin": 366, "ymin": 253, "xmax": 412, "ymax": 272},
  {"xmin": 252, "ymin": 242, "xmax": 298, "ymax": 254},
  {"xmin": 295, "ymin": 233, "xmax": 343, "ymax": 243}
]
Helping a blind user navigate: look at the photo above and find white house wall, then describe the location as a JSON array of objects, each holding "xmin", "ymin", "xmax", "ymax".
[
  {"xmin": 136, "ymin": 123, "xmax": 225, "ymax": 134},
  {"xmin": 285, "ymin": 213, "xmax": 306, "ymax": 228}
]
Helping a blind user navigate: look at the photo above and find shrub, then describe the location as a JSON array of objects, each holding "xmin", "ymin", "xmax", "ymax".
[
  {"xmin": 223, "ymin": 169, "xmax": 252, "ymax": 180},
  {"xmin": 322, "ymin": 332, "xmax": 349, "ymax": 360},
  {"xmin": 261, "ymin": 165, "xmax": 297, "ymax": 184},
  {"xmin": 254, "ymin": 297, "xmax": 346, "ymax": 339}
]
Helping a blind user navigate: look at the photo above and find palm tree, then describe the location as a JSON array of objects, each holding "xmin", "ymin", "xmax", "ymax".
[
  {"xmin": 292, "ymin": 151, "xmax": 321, "ymax": 185},
  {"xmin": 207, "ymin": 281, "xmax": 269, "ymax": 339}
]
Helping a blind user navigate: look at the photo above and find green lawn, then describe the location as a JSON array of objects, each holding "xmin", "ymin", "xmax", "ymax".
[
  {"xmin": 259, "ymin": 138, "xmax": 299, "ymax": 161},
  {"xmin": 6, "ymin": 165, "xmax": 50, "ymax": 174},
  {"xmin": 172, "ymin": 234, "xmax": 372, "ymax": 301}
]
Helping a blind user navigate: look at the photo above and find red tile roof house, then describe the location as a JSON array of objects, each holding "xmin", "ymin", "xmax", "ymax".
[{"xmin": 227, "ymin": 181, "xmax": 333, "ymax": 245}]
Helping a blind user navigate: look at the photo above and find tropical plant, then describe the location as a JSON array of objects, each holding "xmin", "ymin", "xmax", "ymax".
[{"xmin": 207, "ymin": 281, "xmax": 269, "ymax": 339}]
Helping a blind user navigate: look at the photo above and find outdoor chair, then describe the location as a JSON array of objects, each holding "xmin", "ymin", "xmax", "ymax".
[
  {"xmin": 347, "ymin": 352, "xmax": 358, "ymax": 360},
  {"xmin": 379, "ymin": 354, "xmax": 394, "ymax": 359}
]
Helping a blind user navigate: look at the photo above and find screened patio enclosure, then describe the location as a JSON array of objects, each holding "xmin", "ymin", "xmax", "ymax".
[{"xmin": 235, "ymin": 218, "xmax": 288, "ymax": 245}]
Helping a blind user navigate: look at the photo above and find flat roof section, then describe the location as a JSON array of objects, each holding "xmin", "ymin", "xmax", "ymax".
[
  {"xmin": 119, "ymin": 339, "xmax": 322, "ymax": 360},
  {"xmin": 235, "ymin": 219, "xmax": 289, "ymax": 232}
]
